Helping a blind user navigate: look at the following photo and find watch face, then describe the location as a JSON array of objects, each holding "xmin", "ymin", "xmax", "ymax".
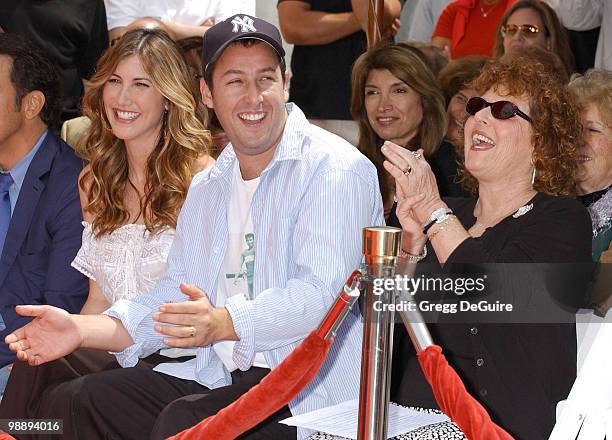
[
  {"xmin": 431, "ymin": 208, "xmax": 452, "ymax": 222},
  {"xmin": 423, "ymin": 207, "xmax": 453, "ymax": 234}
]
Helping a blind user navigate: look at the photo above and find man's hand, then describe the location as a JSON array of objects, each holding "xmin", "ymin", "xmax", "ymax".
[
  {"xmin": 351, "ymin": 0, "xmax": 402, "ymax": 33},
  {"xmin": 383, "ymin": 17, "xmax": 401, "ymax": 39},
  {"xmin": 5, "ymin": 305, "xmax": 83, "ymax": 366},
  {"xmin": 154, "ymin": 283, "xmax": 238, "ymax": 348}
]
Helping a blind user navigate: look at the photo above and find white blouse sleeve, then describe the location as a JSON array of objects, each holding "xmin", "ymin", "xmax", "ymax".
[{"xmin": 71, "ymin": 222, "xmax": 97, "ymax": 281}]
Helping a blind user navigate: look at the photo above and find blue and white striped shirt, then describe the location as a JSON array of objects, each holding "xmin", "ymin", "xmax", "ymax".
[{"xmin": 105, "ymin": 104, "xmax": 384, "ymax": 439}]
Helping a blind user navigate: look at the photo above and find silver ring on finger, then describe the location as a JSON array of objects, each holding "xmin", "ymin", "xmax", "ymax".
[{"xmin": 412, "ymin": 152, "xmax": 423, "ymax": 160}]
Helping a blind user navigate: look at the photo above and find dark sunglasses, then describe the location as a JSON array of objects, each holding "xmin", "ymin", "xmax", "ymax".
[
  {"xmin": 466, "ymin": 97, "xmax": 532, "ymax": 123},
  {"xmin": 501, "ymin": 24, "xmax": 541, "ymax": 38}
]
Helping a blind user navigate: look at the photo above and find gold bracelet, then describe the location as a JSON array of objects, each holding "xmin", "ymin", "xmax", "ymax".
[{"xmin": 427, "ymin": 215, "xmax": 460, "ymax": 241}]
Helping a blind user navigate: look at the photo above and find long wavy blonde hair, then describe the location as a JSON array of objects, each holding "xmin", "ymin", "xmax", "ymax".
[{"xmin": 81, "ymin": 29, "xmax": 212, "ymax": 237}]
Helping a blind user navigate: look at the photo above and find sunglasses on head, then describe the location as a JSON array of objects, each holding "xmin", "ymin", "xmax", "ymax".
[
  {"xmin": 466, "ymin": 97, "xmax": 532, "ymax": 123},
  {"xmin": 501, "ymin": 23, "xmax": 541, "ymax": 38}
]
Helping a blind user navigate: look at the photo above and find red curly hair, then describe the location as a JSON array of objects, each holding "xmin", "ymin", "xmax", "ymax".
[{"xmin": 460, "ymin": 56, "xmax": 582, "ymax": 196}]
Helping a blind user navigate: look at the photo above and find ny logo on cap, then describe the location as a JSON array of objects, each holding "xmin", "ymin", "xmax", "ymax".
[{"xmin": 231, "ymin": 16, "xmax": 256, "ymax": 33}]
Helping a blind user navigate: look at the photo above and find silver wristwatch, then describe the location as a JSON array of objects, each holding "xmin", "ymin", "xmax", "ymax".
[{"xmin": 422, "ymin": 207, "xmax": 453, "ymax": 234}]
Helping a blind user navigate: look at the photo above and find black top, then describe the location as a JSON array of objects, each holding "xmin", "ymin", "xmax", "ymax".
[
  {"xmin": 578, "ymin": 184, "xmax": 610, "ymax": 207},
  {"xmin": 279, "ymin": 0, "xmax": 366, "ymax": 120},
  {"xmin": 0, "ymin": 0, "xmax": 109, "ymax": 122},
  {"xmin": 429, "ymin": 141, "xmax": 470, "ymax": 199},
  {"xmin": 391, "ymin": 193, "xmax": 592, "ymax": 439}
]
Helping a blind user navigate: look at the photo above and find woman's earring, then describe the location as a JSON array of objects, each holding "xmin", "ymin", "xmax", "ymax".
[
  {"xmin": 531, "ymin": 166, "xmax": 536, "ymax": 186},
  {"xmin": 162, "ymin": 111, "xmax": 169, "ymax": 145}
]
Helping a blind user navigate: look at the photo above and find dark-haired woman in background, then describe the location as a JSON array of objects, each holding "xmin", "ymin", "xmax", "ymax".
[
  {"xmin": 351, "ymin": 44, "xmax": 464, "ymax": 222},
  {"xmin": 437, "ymin": 56, "xmax": 488, "ymax": 155}
]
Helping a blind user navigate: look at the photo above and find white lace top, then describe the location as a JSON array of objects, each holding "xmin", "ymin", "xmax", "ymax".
[{"xmin": 71, "ymin": 222, "xmax": 175, "ymax": 304}]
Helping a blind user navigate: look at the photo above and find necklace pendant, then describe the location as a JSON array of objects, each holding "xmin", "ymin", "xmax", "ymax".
[
  {"xmin": 513, "ymin": 203, "xmax": 533, "ymax": 218},
  {"xmin": 480, "ymin": 1, "xmax": 498, "ymax": 18}
]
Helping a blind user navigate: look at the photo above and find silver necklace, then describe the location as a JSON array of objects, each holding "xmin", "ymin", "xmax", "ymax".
[{"xmin": 474, "ymin": 199, "xmax": 534, "ymax": 229}]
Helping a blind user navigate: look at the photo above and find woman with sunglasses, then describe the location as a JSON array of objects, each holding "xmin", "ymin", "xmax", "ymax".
[
  {"xmin": 493, "ymin": 0, "xmax": 574, "ymax": 76},
  {"xmin": 384, "ymin": 56, "xmax": 591, "ymax": 438}
]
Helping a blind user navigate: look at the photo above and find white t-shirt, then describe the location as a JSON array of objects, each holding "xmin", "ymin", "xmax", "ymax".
[
  {"xmin": 105, "ymin": 0, "xmax": 256, "ymax": 30},
  {"xmin": 213, "ymin": 161, "xmax": 268, "ymax": 371}
]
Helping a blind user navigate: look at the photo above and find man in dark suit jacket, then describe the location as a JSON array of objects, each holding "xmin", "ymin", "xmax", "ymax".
[{"xmin": 0, "ymin": 34, "xmax": 88, "ymax": 381}]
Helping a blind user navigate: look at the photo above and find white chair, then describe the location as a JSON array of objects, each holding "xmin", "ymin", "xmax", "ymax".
[{"xmin": 550, "ymin": 310, "xmax": 612, "ymax": 439}]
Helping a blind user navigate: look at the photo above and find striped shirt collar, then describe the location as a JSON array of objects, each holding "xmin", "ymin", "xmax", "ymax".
[{"xmin": 208, "ymin": 103, "xmax": 306, "ymax": 182}]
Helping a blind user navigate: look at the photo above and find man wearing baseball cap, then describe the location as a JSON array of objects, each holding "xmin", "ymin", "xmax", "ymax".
[{"xmin": 2, "ymin": 14, "xmax": 383, "ymax": 439}]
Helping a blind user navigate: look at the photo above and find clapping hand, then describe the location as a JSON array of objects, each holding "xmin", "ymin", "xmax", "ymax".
[{"xmin": 381, "ymin": 142, "xmax": 445, "ymax": 252}]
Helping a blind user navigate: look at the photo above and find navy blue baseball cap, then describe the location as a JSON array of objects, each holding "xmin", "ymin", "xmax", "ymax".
[{"xmin": 202, "ymin": 14, "xmax": 285, "ymax": 76}]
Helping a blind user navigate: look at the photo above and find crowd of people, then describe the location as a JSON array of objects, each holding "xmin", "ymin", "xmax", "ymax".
[{"xmin": 0, "ymin": 1, "xmax": 609, "ymax": 439}]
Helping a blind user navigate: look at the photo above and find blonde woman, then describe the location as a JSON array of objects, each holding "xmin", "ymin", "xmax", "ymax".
[
  {"xmin": 568, "ymin": 69, "xmax": 612, "ymax": 318},
  {"xmin": 1, "ymin": 28, "xmax": 214, "ymax": 418},
  {"xmin": 75, "ymin": 28, "xmax": 213, "ymax": 314}
]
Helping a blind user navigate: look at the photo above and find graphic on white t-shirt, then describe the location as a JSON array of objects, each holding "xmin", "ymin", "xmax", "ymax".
[
  {"xmin": 214, "ymin": 161, "xmax": 268, "ymax": 371},
  {"xmin": 225, "ymin": 232, "xmax": 255, "ymax": 300}
]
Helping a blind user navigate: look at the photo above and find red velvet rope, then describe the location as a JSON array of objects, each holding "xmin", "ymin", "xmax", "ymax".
[
  {"xmin": 168, "ymin": 332, "xmax": 332, "ymax": 439},
  {"xmin": 417, "ymin": 345, "xmax": 514, "ymax": 440}
]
